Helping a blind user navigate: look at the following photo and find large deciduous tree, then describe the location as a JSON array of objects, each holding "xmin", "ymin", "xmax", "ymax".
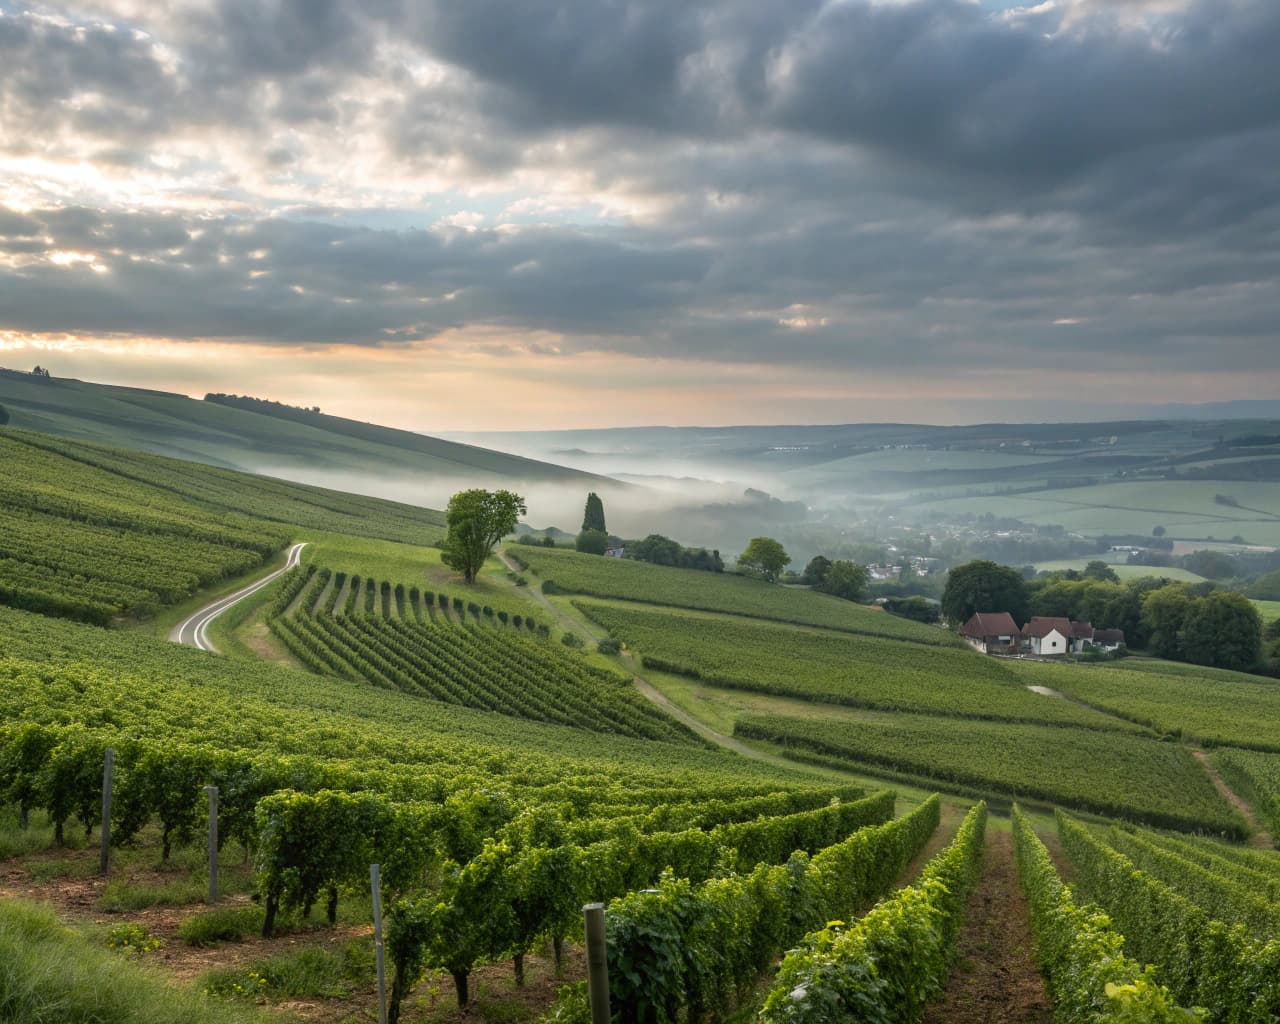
[
  {"xmin": 941, "ymin": 560, "xmax": 1030, "ymax": 627},
  {"xmin": 1181, "ymin": 591, "xmax": 1262, "ymax": 672},
  {"xmin": 441, "ymin": 489, "xmax": 526, "ymax": 583},
  {"xmin": 738, "ymin": 537, "xmax": 790, "ymax": 582},
  {"xmin": 818, "ymin": 560, "xmax": 869, "ymax": 602},
  {"xmin": 1140, "ymin": 583, "xmax": 1191, "ymax": 659}
]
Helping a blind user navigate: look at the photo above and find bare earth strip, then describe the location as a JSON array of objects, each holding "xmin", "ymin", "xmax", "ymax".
[
  {"xmin": 1192, "ymin": 750, "xmax": 1275, "ymax": 848},
  {"xmin": 923, "ymin": 829, "xmax": 1054, "ymax": 1024}
]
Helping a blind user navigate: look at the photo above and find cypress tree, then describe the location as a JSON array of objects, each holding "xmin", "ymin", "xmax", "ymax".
[{"xmin": 581, "ymin": 492, "xmax": 606, "ymax": 534}]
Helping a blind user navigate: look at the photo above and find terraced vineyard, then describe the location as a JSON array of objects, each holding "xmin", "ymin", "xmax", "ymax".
[
  {"xmin": 511, "ymin": 545, "xmax": 956, "ymax": 643},
  {"xmin": 577, "ymin": 598, "xmax": 1140, "ymax": 731},
  {"xmin": 735, "ymin": 709, "xmax": 1245, "ymax": 834},
  {"xmin": 272, "ymin": 568, "xmax": 695, "ymax": 742}
]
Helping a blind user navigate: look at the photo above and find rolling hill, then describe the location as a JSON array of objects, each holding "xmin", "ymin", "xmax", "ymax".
[{"xmin": 0, "ymin": 368, "xmax": 611, "ymax": 486}]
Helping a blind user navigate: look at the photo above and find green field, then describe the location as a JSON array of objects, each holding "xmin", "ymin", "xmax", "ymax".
[
  {"xmin": 736, "ymin": 709, "xmax": 1242, "ymax": 835},
  {"xmin": 909, "ymin": 479, "xmax": 1280, "ymax": 545},
  {"xmin": 1032, "ymin": 559, "xmax": 1208, "ymax": 583},
  {"xmin": 576, "ymin": 599, "xmax": 1137, "ymax": 732},
  {"xmin": 1008, "ymin": 659, "xmax": 1280, "ymax": 752},
  {"xmin": 1253, "ymin": 599, "xmax": 1280, "ymax": 624},
  {"xmin": 511, "ymin": 546, "xmax": 955, "ymax": 643}
]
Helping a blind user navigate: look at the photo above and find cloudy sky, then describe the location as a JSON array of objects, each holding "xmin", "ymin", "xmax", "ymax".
[{"xmin": 1, "ymin": 0, "xmax": 1278, "ymax": 430}]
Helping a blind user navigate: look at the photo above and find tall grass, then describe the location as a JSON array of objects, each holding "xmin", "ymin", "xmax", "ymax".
[{"xmin": 0, "ymin": 899, "xmax": 262, "ymax": 1023}]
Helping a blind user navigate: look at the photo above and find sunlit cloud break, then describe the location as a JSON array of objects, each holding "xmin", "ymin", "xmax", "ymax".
[{"xmin": 0, "ymin": 0, "xmax": 1277, "ymax": 427}]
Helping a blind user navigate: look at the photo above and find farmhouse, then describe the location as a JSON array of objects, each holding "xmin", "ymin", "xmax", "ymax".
[
  {"xmin": 1021, "ymin": 617, "xmax": 1073, "ymax": 656},
  {"xmin": 959, "ymin": 612, "xmax": 1021, "ymax": 654},
  {"xmin": 1093, "ymin": 628, "xmax": 1127, "ymax": 651}
]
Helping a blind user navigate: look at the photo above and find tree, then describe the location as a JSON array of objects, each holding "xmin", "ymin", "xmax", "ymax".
[
  {"xmin": 1152, "ymin": 525, "xmax": 1166, "ymax": 538},
  {"xmin": 581, "ymin": 492, "xmax": 607, "ymax": 534},
  {"xmin": 801, "ymin": 555, "xmax": 833, "ymax": 586},
  {"xmin": 441, "ymin": 489, "xmax": 526, "ymax": 583},
  {"xmin": 575, "ymin": 529, "xmax": 608, "ymax": 555},
  {"xmin": 1141, "ymin": 584, "xmax": 1191, "ymax": 659},
  {"xmin": 1181, "ymin": 592, "xmax": 1262, "ymax": 672},
  {"xmin": 0, "ymin": 403, "xmax": 8, "ymax": 426},
  {"xmin": 941, "ymin": 560, "xmax": 1030, "ymax": 627},
  {"xmin": 738, "ymin": 537, "xmax": 790, "ymax": 582},
  {"xmin": 818, "ymin": 560, "xmax": 869, "ymax": 602},
  {"xmin": 1082, "ymin": 560, "xmax": 1120, "ymax": 583}
]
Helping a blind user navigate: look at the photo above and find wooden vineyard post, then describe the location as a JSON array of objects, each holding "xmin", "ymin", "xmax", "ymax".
[
  {"xmin": 584, "ymin": 902, "xmax": 610, "ymax": 1024},
  {"xmin": 99, "ymin": 747, "xmax": 114, "ymax": 875},
  {"xmin": 371, "ymin": 864, "xmax": 388, "ymax": 1024},
  {"xmin": 205, "ymin": 785, "xmax": 219, "ymax": 902}
]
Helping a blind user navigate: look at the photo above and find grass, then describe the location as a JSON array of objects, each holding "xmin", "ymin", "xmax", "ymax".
[
  {"xmin": 0, "ymin": 898, "xmax": 263, "ymax": 1024},
  {"xmin": 1032, "ymin": 559, "xmax": 1208, "ymax": 583},
  {"xmin": 1252, "ymin": 599, "xmax": 1280, "ymax": 625},
  {"xmin": 177, "ymin": 905, "xmax": 266, "ymax": 946},
  {"xmin": 97, "ymin": 877, "xmax": 209, "ymax": 913},
  {"xmin": 909, "ymin": 480, "xmax": 1280, "ymax": 545},
  {"xmin": 198, "ymin": 941, "xmax": 374, "ymax": 1000}
]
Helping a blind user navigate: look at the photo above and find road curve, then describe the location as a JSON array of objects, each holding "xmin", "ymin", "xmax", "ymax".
[{"xmin": 169, "ymin": 542, "xmax": 308, "ymax": 653}]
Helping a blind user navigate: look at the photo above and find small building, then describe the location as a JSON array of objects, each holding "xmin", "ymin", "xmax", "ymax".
[
  {"xmin": 960, "ymin": 612, "xmax": 1022, "ymax": 655},
  {"xmin": 1021, "ymin": 617, "xmax": 1073, "ymax": 656},
  {"xmin": 1069, "ymin": 620, "xmax": 1095, "ymax": 652},
  {"xmin": 605, "ymin": 547, "xmax": 626, "ymax": 558},
  {"xmin": 1092, "ymin": 628, "xmax": 1126, "ymax": 651}
]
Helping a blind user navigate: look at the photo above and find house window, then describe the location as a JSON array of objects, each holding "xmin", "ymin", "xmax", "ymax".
[{"xmin": 1051, "ymin": 641, "xmax": 1058, "ymax": 648}]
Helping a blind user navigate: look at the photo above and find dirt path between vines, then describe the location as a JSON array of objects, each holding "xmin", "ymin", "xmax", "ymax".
[
  {"xmin": 922, "ymin": 829, "xmax": 1053, "ymax": 1024},
  {"xmin": 1191, "ymin": 750, "xmax": 1275, "ymax": 848}
]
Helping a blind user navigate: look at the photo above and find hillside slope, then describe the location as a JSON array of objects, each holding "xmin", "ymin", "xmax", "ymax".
[{"xmin": 0, "ymin": 368, "xmax": 610, "ymax": 485}]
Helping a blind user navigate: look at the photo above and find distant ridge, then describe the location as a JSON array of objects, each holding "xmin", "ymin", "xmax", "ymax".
[{"xmin": 0, "ymin": 368, "xmax": 611, "ymax": 486}]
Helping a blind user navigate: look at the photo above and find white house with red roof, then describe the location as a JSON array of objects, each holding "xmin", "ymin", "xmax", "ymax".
[{"xmin": 959, "ymin": 612, "xmax": 1022, "ymax": 654}]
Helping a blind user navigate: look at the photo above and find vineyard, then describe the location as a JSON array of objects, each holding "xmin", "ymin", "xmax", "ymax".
[
  {"xmin": 0, "ymin": 431, "xmax": 288, "ymax": 622},
  {"xmin": 1214, "ymin": 748, "xmax": 1280, "ymax": 838},
  {"xmin": 510, "ymin": 546, "xmax": 956, "ymax": 643},
  {"xmin": 269, "ymin": 567, "xmax": 696, "ymax": 741},
  {"xmin": 576, "ymin": 599, "xmax": 1141, "ymax": 732},
  {"xmin": 7, "ymin": 428, "xmax": 447, "ymax": 544},
  {"xmin": 0, "ymin": 600, "xmax": 967, "ymax": 1021},
  {"xmin": 734, "ymin": 709, "xmax": 1246, "ymax": 834},
  {"xmin": 1009, "ymin": 658, "xmax": 1280, "ymax": 752},
  {"xmin": 1054, "ymin": 811, "xmax": 1280, "ymax": 1022}
]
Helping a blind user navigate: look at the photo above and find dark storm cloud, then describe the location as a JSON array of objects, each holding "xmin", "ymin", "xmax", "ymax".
[{"xmin": 0, "ymin": 0, "xmax": 1278, "ymax": 384}]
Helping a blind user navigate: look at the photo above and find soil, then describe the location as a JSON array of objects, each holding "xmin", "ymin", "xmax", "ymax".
[{"xmin": 922, "ymin": 829, "xmax": 1053, "ymax": 1024}]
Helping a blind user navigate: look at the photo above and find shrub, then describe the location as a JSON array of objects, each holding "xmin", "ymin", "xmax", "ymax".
[
  {"xmin": 561, "ymin": 633, "xmax": 585, "ymax": 649},
  {"xmin": 597, "ymin": 637, "xmax": 621, "ymax": 655}
]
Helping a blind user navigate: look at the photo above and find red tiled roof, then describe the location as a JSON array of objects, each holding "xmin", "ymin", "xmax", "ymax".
[
  {"xmin": 961, "ymin": 612, "xmax": 1020, "ymax": 638},
  {"xmin": 1022, "ymin": 616, "xmax": 1072, "ymax": 638},
  {"xmin": 1093, "ymin": 628, "xmax": 1126, "ymax": 644},
  {"xmin": 1070, "ymin": 621, "xmax": 1095, "ymax": 639}
]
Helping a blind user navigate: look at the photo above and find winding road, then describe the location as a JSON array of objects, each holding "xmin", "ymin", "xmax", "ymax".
[{"xmin": 169, "ymin": 542, "xmax": 308, "ymax": 653}]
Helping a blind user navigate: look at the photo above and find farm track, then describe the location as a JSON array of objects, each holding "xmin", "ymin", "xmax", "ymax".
[
  {"xmin": 497, "ymin": 550, "xmax": 861, "ymax": 775},
  {"xmin": 169, "ymin": 542, "xmax": 307, "ymax": 653},
  {"xmin": 923, "ymin": 829, "xmax": 1053, "ymax": 1024},
  {"xmin": 1192, "ymin": 750, "xmax": 1275, "ymax": 848}
]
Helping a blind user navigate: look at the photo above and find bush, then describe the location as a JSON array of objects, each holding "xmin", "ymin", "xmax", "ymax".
[
  {"xmin": 561, "ymin": 633, "xmax": 585, "ymax": 649},
  {"xmin": 597, "ymin": 637, "xmax": 621, "ymax": 655}
]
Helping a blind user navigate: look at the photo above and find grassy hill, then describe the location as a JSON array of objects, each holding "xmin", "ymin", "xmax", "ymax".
[{"xmin": 0, "ymin": 368, "xmax": 609, "ymax": 485}]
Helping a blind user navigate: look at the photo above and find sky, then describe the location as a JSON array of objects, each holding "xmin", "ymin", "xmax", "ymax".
[{"xmin": 0, "ymin": 0, "xmax": 1278, "ymax": 430}]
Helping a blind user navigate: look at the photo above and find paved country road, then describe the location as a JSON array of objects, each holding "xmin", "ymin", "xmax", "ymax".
[{"xmin": 169, "ymin": 542, "xmax": 307, "ymax": 653}]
